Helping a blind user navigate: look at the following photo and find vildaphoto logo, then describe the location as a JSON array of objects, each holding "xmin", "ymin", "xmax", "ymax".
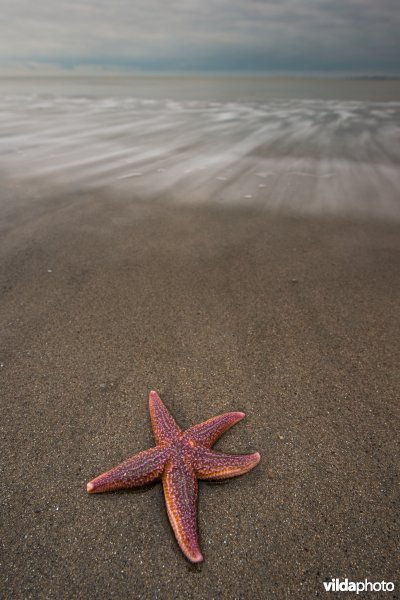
[{"xmin": 323, "ymin": 579, "xmax": 395, "ymax": 594}]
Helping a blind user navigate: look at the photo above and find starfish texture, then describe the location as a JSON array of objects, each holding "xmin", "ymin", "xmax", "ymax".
[{"xmin": 87, "ymin": 391, "xmax": 260, "ymax": 563}]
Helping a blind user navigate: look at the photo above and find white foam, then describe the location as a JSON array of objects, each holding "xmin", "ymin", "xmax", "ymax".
[
  {"xmin": 117, "ymin": 172, "xmax": 142, "ymax": 179},
  {"xmin": 0, "ymin": 94, "xmax": 399, "ymax": 219}
]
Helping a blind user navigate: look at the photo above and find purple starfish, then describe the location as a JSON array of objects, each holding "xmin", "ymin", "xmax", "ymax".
[{"xmin": 87, "ymin": 391, "xmax": 260, "ymax": 563}]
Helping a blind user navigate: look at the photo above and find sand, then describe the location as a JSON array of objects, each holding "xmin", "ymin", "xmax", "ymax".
[{"xmin": 1, "ymin": 182, "xmax": 399, "ymax": 599}]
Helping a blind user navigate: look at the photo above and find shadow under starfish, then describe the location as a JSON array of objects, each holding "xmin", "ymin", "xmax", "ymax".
[{"xmin": 87, "ymin": 390, "xmax": 261, "ymax": 563}]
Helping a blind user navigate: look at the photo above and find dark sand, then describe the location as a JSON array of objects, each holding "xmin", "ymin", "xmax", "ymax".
[{"xmin": 1, "ymin": 182, "xmax": 399, "ymax": 599}]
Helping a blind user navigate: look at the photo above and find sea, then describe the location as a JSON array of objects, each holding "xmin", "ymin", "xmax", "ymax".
[{"xmin": 1, "ymin": 75, "xmax": 399, "ymax": 219}]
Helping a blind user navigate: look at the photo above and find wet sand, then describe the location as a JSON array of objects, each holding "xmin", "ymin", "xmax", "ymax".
[{"xmin": 1, "ymin": 182, "xmax": 399, "ymax": 598}]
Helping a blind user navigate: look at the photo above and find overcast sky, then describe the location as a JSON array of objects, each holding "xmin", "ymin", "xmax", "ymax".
[{"xmin": 1, "ymin": 0, "xmax": 399, "ymax": 75}]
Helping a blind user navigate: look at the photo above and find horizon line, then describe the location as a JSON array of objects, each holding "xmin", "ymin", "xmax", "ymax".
[{"xmin": 0, "ymin": 70, "xmax": 399, "ymax": 81}]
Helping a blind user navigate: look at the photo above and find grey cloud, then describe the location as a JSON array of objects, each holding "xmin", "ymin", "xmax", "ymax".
[{"xmin": 0, "ymin": 0, "xmax": 399, "ymax": 73}]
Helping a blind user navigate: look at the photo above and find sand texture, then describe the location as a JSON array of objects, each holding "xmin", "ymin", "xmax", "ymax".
[{"xmin": 1, "ymin": 183, "xmax": 399, "ymax": 598}]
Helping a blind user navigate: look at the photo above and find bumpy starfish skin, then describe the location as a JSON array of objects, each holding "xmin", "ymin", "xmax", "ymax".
[{"xmin": 87, "ymin": 391, "xmax": 260, "ymax": 563}]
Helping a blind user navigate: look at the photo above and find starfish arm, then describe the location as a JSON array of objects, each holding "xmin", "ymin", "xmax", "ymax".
[
  {"xmin": 193, "ymin": 448, "xmax": 261, "ymax": 480},
  {"xmin": 149, "ymin": 390, "xmax": 182, "ymax": 445},
  {"xmin": 184, "ymin": 412, "xmax": 245, "ymax": 448},
  {"xmin": 87, "ymin": 446, "xmax": 170, "ymax": 494},
  {"xmin": 162, "ymin": 459, "xmax": 203, "ymax": 563}
]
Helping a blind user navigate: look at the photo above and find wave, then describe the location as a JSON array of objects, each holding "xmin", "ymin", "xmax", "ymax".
[{"xmin": 1, "ymin": 94, "xmax": 400, "ymax": 219}]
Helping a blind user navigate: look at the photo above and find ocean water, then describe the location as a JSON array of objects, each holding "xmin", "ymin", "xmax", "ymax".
[{"xmin": 1, "ymin": 75, "xmax": 400, "ymax": 219}]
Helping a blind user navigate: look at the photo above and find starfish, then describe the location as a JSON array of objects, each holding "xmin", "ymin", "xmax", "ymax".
[{"xmin": 87, "ymin": 391, "xmax": 260, "ymax": 563}]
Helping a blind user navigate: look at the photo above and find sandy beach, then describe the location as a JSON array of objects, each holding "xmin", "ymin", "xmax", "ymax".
[{"xmin": 1, "ymin": 179, "xmax": 399, "ymax": 598}]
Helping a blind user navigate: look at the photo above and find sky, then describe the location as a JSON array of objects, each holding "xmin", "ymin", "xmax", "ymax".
[{"xmin": 1, "ymin": 0, "xmax": 399, "ymax": 75}]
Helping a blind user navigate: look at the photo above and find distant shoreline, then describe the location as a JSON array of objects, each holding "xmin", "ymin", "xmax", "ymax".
[
  {"xmin": 0, "ymin": 72, "xmax": 399, "ymax": 81},
  {"xmin": 1, "ymin": 73, "xmax": 400, "ymax": 103}
]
